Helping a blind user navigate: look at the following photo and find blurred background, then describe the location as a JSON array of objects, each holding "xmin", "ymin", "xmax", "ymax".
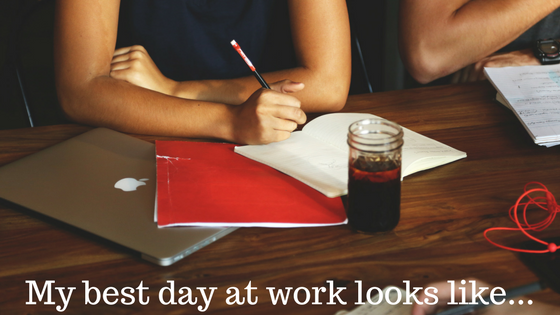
[{"xmin": 0, "ymin": 0, "xmax": 426, "ymax": 131}]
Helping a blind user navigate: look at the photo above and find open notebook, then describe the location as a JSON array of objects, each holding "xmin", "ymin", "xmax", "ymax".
[{"xmin": 235, "ymin": 113, "xmax": 466, "ymax": 198}]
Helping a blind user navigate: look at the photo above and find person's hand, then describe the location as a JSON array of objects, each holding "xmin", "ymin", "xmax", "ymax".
[
  {"xmin": 451, "ymin": 49, "xmax": 541, "ymax": 83},
  {"xmin": 110, "ymin": 45, "xmax": 177, "ymax": 95},
  {"xmin": 412, "ymin": 279, "xmax": 559, "ymax": 315},
  {"xmin": 230, "ymin": 80, "xmax": 306, "ymax": 144}
]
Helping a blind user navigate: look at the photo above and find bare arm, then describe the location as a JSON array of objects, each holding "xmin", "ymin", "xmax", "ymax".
[
  {"xmin": 54, "ymin": 0, "xmax": 305, "ymax": 144},
  {"xmin": 109, "ymin": 0, "xmax": 352, "ymax": 112},
  {"xmin": 399, "ymin": 0, "xmax": 560, "ymax": 84}
]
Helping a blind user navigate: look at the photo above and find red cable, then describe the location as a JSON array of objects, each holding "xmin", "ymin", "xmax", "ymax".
[{"xmin": 484, "ymin": 182, "xmax": 559, "ymax": 253}]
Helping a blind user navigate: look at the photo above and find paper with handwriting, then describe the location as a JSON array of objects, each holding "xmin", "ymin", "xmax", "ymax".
[
  {"xmin": 485, "ymin": 65, "xmax": 560, "ymax": 146},
  {"xmin": 334, "ymin": 287, "xmax": 412, "ymax": 315}
]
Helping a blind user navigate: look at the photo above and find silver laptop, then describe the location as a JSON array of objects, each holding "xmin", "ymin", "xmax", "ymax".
[{"xmin": 0, "ymin": 128, "xmax": 236, "ymax": 266}]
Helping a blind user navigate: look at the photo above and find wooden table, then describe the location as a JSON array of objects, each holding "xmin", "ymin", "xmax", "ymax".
[{"xmin": 1, "ymin": 81, "xmax": 559, "ymax": 314}]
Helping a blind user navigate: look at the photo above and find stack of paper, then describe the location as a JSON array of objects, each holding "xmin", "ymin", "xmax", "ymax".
[{"xmin": 485, "ymin": 65, "xmax": 560, "ymax": 147}]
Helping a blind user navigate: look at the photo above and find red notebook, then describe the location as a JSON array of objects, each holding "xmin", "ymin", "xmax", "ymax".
[{"xmin": 156, "ymin": 141, "xmax": 347, "ymax": 227}]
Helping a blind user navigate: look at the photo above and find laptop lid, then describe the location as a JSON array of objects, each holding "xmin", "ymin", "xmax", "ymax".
[{"xmin": 0, "ymin": 128, "xmax": 236, "ymax": 266}]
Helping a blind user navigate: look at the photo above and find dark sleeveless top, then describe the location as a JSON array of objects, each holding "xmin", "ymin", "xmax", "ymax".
[
  {"xmin": 116, "ymin": 0, "xmax": 296, "ymax": 81},
  {"xmin": 500, "ymin": 7, "xmax": 560, "ymax": 52}
]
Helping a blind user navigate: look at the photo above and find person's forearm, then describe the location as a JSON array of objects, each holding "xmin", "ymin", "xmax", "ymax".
[
  {"xmin": 57, "ymin": 75, "xmax": 236, "ymax": 140},
  {"xmin": 399, "ymin": 0, "xmax": 560, "ymax": 83},
  {"xmin": 170, "ymin": 66, "xmax": 350, "ymax": 113},
  {"xmin": 53, "ymin": 0, "xmax": 308, "ymax": 144}
]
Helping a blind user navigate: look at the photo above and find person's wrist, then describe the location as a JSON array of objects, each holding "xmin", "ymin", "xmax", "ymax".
[
  {"xmin": 165, "ymin": 78, "xmax": 180, "ymax": 97},
  {"xmin": 216, "ymin": 103, "xmax": 240, "ymax": 143}
]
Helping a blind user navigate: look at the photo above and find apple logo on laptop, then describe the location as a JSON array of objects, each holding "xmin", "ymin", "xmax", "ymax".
[{"xmin": 114, "ymin": 178, "xmax": 149, "ymax": 192}]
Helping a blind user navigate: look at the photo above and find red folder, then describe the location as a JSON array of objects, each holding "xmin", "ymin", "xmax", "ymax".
[{"xmin": 156, "ymin": 141, "xmax": 347, "ymax": 227}]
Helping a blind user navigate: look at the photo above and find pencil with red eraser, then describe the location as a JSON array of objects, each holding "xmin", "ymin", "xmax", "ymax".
[{"xmin": 230, "ymin": 39, "xmax": 271, "ymax": 89}]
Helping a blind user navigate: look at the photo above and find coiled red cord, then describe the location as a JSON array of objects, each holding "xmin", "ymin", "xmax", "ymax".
[{"xmin": 484, "ymin": 182, "xmax": 560, "ymax": 253}]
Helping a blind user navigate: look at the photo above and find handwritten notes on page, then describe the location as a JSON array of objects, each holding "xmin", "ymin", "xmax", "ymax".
[
  {"xmin": 235, "ymin": 113, "xmax": 466, "ymax": 197},
  {"xmin": 485, "ymin": 65, "xmax": 560, "ymax": 147},
  {"xmin": 334, "ymin": 287, "xmax": 412, "ymax": 315}
]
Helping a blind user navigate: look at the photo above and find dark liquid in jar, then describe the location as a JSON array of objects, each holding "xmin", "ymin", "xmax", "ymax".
[{"xmin": 347, "ymin": 159, "xmax": 401, "ymax": 233}]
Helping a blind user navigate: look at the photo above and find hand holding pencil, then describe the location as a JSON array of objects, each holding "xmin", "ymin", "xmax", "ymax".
[
  {"xmin": 230, "ymin": 79, "xmax": 306, "ymax": 144},
  {"xmin": 230, "ymin": 40, "xmax": 306, "ymax": 144}
]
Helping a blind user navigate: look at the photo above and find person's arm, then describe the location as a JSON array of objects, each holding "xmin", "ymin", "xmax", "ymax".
[
  {"xmin": 54, "ymin": 0, "xmax": 305, "ymax": 144},
  {"xmin": 399, "ymin": 0, "xmax": 560, "ymax": 84},
  {"xmin": 450, "ymin": 49, "xmax": 541, "ymax": 83},
  {"xmin": 108, "ymin": 0, "xmax": 352, "ymax": 112}
]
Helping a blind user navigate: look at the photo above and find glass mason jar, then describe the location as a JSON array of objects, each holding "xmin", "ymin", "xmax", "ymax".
[{"xmin": 347, "ymin": 118, "xmax": 404, "ymax": 233}]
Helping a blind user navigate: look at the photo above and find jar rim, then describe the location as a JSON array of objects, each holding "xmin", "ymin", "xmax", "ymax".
[{"xmin": 348, "ymin": 118, "xmax": 404, "ymax": 151}]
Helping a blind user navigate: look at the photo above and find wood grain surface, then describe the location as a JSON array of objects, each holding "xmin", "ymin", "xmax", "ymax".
[{"xmin": 1, "ymin": 81, "xmax": 559, "ymax": 314}]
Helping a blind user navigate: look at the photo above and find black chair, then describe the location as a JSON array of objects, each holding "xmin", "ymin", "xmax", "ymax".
[
  {"xmin": 1, "ymin": 0, "xmax": 66, "ymax": 129},
  {"xmin": 347, "ymin": 0, "xmax": 385, "ymax": 95}
]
